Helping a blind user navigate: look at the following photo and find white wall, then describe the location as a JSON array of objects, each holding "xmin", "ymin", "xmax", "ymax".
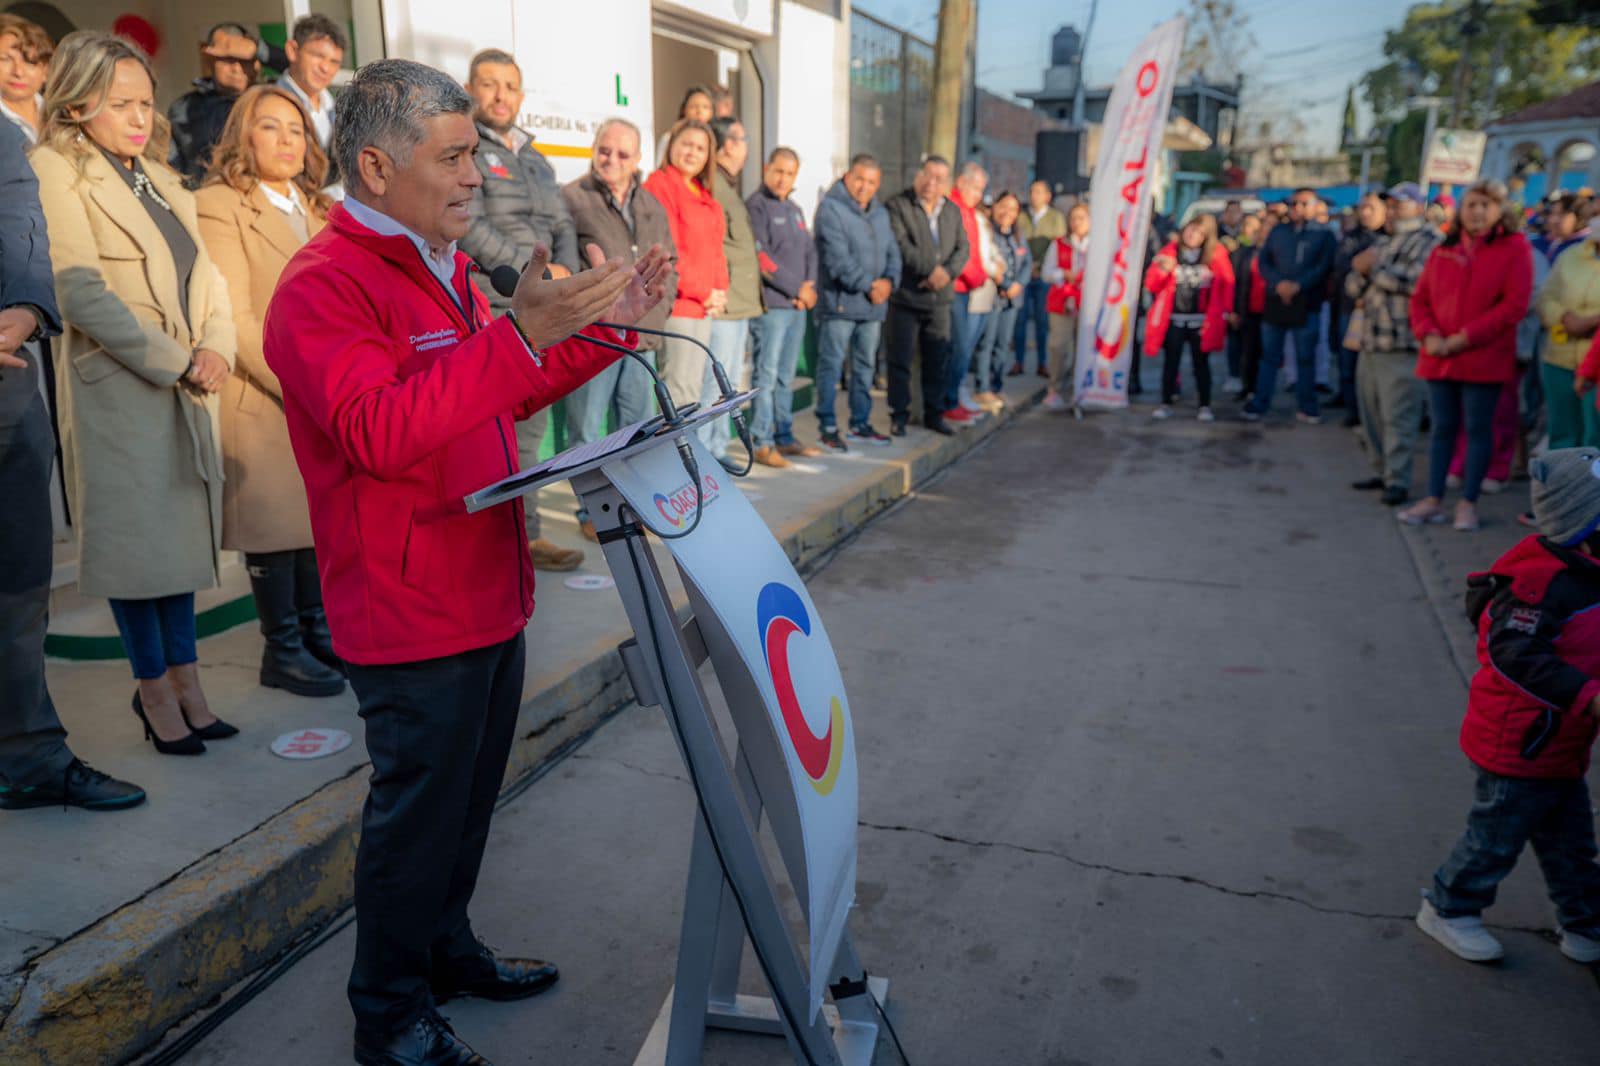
[{"xmin": 767, "ymin": 0, "xmax": 847, "ymax": 222}]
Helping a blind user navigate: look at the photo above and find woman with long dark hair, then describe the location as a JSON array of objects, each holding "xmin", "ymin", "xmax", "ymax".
[
  {"xmin": 1400, "ymin": 181, "xmax": 1533, "ymax": 532},
  {"xmin": 196, "ymin": 84, "xmax": 345, "ymax": 698}
]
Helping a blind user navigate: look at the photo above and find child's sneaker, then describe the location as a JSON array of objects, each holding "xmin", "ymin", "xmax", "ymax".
[
  {"xmin": 1559, "ymin": 927, "xmax": 1600, "ymax": 963},
  {"xmin": 1415, "ymin": 899, "xmax": 1504, "ymax": 962}
]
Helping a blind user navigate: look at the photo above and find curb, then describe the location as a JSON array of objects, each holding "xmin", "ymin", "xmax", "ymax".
[{"xmin": 0, "ymin": 392, "xmax": 1037, "ymax": 1066}]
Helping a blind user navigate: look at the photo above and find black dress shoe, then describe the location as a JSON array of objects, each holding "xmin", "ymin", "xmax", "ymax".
[
  {"xmin": 354, "ymin": 1013, "xmax": 489, "ymax": 1066},
  {"xmin": 890, "ymin": 416, "xmax": 908, "ymax": 438},
  {"xmin": 432, "ymin": 941, "xmax": 559, "ymax": 1004},
  {"xmin": 1351, "ymin": 477, "xmax": 1385, "ymax": 491},
  {"xmin": 1381, "ymin": 486, "xmax": 1410, "ymax": 506},
  {"xmin": 0, "ymin": 758, "xmax": 146, "ymax": 811},
  {"xmin": 924, "ymin": 417, "xmax": 954, "ymax": 436}
]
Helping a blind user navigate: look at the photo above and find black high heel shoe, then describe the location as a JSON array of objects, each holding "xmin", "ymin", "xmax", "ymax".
[
  {"xmin": 181, "ymin": 709, "xmax": 239, "ymax": 741},
  {"xmin": 132, "ymin": 691, "xmax": 206, "ymax": 755}
]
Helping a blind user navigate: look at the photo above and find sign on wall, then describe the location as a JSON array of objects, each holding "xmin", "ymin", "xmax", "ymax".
[{"xmin": 1422, "ymin": 128, "xmax": 1487, "ymax": 187}]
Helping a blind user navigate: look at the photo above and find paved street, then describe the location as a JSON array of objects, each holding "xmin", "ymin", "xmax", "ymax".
[{"xmin": 154, "ymin": 405, "xmax": 1600, "ymax": 1066}]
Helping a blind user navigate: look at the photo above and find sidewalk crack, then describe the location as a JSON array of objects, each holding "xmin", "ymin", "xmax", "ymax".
[
  {"xmin": 570, "ymin": 752, "xmax": 689, "ymax": 785},
  {"xmin": 856, "ymin": 819, "xmax": 1558, "ymax": 937}
]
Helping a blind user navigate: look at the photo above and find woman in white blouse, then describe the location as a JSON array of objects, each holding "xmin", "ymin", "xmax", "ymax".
[{"xmin": 196, "ymin": 84, "xmax": 346, "ymax": 699}]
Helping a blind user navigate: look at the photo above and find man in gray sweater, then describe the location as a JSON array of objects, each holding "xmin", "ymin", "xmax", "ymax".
[{"xmin": 460, "ymin": 48, "xmax": 583, "ymax": 571}]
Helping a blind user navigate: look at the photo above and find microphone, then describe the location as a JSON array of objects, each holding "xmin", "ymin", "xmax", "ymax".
[
  {"xmin": 489, "ymin": 264, "xmax": 708, "ymax": 539},
  {"xmin": 596, "ymin": 321, "xmax": 755, "ymax": 475}
]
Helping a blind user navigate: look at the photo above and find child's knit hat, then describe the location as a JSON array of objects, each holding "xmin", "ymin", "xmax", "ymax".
[{"xmin": 1530, "ymin": 448, "xmax": 1600, "ymax": 547}]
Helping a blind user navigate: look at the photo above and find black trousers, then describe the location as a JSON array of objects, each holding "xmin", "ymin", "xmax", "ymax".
[
  {"xmin": 885, "ymin": 300, "xmax": 951, "ymax": 423},
  {"xmin": 1161, "ymin": 323, "xmax": 1212, "ymax": 407},
  {"xmin": 1237, "ymin": 314, "xmax": 1264, "ymax": 399},
  {"xmin": 346, "ymin": 633, "xmax": 526, "ymax": 1033},
  {"xmin": 0, "ymin": 377, "xmax": 72, "ymax": 788}
]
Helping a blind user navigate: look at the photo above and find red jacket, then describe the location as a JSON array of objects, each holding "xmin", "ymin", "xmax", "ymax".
[
  {"xmin": 263, "ymin": 204, "xmax": 629, "ymax": 665},
  {"xmin": 643, "ymin": 168, "xmax": 728, "ymax": 318},
  {"xmin": 1045, "ymin": 238, "xmax": 1083, "ymax": 315},
  {"xmin": 952, "ymin": 197, "xmax": 988, "ymax": 294},
  {"xmin": 1462, "ymin": 536, "xmax": 1600, "ymax": 778},
  {"xmin": 1410, "ymin": 231, "xmax": 1532, "ymax": 384},
  {"xmin": 1142, "ymin": 242, "xmax": 1235, "ymax": 356}
]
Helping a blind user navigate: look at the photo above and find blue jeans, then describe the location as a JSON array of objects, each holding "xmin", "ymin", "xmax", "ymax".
[
  {"xmin": 749, "ymin": 308, "xmax": 806, "ymax": 448},
  {"xmin": 1012, "ymin": 279, "xmax": 1050, "ymax": 371},
  {"xmin": 815, "ymin": 317, "xmax": 881, "ymax": 432},
  {"xmin": 108, "ymin": 593, "xmax": 197, "ymax": 680},
  {"xmin": 1249, "ymin": 320, "xmax": 1322, "ymax": 416},
  {"xmin": 974, "ymin": 303, "xmax": 1018, "ymax": 393},
  {"xmin": 1335, "ymin": 310, "xmax": 1359, "ymax": 412},
  {"xmin": 566, "ymin": 347, "xmax": 658, "ymax": 445},
  {"xmin": 1428, "ymin": 767, "xmax": 1600, "ymax": 931},
  {"xmin": 945, "ymin": 291, "xmax": 988, "ymax": 411},
  {"xmin": 703, "ymin": 317, "xmax": 749, "ymax": 458},
  {"xmin": 1426, "ymin": 379, "xmax": 1500, "ymax": 502}
]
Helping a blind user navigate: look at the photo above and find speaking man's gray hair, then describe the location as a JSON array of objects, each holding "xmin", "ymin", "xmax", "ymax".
[{"xmin": 334, "ymin": 59, "xmax": 473, "ymax": 195}]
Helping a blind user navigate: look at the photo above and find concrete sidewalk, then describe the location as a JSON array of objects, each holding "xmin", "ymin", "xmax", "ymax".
[{"xmin": 0, "ymin": 379, "xmax": 1042, "ymax": 1066}]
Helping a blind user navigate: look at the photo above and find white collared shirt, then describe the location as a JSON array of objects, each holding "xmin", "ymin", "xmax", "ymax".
[
  {"xmin": 259, "ymin": 181, "xmax": 305, "ymax": 219},
  {"xmin": 0, "ymin": 96, "xmax": 41, "ymax": 145},
  {"xmin": 343, "ymin": 195, "xmax": 460, "ymax": 293}
]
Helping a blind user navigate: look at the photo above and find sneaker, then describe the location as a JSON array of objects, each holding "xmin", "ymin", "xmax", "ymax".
[
  {"xmin": 972, "ymin": 390, "xmax": 1005, "ymax": 413},
  {"xmin": 819, "ymin": 430, "xmax": 849, "ymax": 453},
  {"xmin": 1295, "ymin": 412, "xmax": 1324, "ymax": 426},
  {"xmin": 1480, "ymin": 478, "xmax": 1507, "ymax": 494},
  {"xmin": 1397, "ymin": 500, "xmax": 1448, "ymax": 526},
  {"xmin": 753, "ymin": 445, "xmax": 790, "ymax": 469},
  {"xmin": 846, "ymin": 424, "xmax": 891, "ymax": 446},
  {"xmin": 1446, "ymin": 474, "xmax": 1464, "ymax": 490},
  {"xmin": 1560, "ymin": 927, "xmax": 1600, "ymax": 963},
  {"xmin": 0, "ymin": 758, "xmax": 146, "ymax": 811},
  {"xmin": 1151, "ymin": 405, "xmax": 1173, "ymax": 421},
  {"xmin": 1239, "ymin": 409, "xmax": 1263, "ymax": 423},
  {"xmin": 1223, "ymin": 376, "xmax": 1244, "ymax": 395},
  {"xmin": 1197, "ymin": 406, "xmax": 1215, "ymax": 423},
  {"xmin": 1415, "ymin": 899, "xmax": 1504, "ymax": 962},
  {"xmin": 959, "ymin": 394, "xmax": 985, "ymax": 413},
  {"xmin": 944, "ymin": 407, "xmax": 974, "ymax": 424},
  {"xmin": 529, "ymin": 538, "xmax": 583, "ymax": 572},
  {"xmin": 777, "ymin": 442, "xmax": 824, "ymax": 458},
  {"xmin": 1042, "ymin": 392, "xmax": 1068, "ymax": 412}
]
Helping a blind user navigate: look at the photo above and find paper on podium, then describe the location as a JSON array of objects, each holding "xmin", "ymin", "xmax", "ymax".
[{"xmin": 466, "ymin": 416, "xmax": 657, "ymax": 512}]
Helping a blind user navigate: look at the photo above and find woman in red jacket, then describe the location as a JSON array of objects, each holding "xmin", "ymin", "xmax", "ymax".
[
  {"xmin": 642, "ymin": 119, "xmax": 728, "ymax": 408},
  {"xmin": 1401, "ymin": 181, "xmax": 1533, "ymax": 532},
  {"xmin": 1143, "ymin": 214, "xmax": 1235, "ymax": 422}
]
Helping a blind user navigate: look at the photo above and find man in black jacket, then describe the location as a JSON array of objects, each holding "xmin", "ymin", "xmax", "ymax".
[
  {"xmin": 0, "ymin": 121, "xmax": 145, "ymax": 811},
  {"xmin": 459, "ymin": 48, "xmax": 584, "ymax": 572},
  {"xmin": 885, "ymin": 156, "xmax": 968, "ymax": 436},
  {"xmin": 168, "ymin": 22, "xmax": 261, "ymax": 185}
]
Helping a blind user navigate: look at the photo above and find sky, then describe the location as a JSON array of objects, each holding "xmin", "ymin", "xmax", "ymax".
[{"xmin": 852, "ymin": 0, "xmax": 1416, "ymax": 153}]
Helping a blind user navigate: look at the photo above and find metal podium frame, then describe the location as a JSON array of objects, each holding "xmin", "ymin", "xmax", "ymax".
[{"xmin": 466, "ymin": 403, "xmax": 888, "ymax": 1066}]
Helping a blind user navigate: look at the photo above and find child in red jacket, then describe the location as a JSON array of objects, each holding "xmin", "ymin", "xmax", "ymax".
[{"xmin": 1416, "ymin": 447, "xmax": 1600, "ymax": 964}]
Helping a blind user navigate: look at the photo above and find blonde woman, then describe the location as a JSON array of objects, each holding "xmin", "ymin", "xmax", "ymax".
[
  {"xmin": 196, "ymin": 84, "xmax": 344, "ymax": 699},
  {"xmin": 32, "ymin": 32, "xmax": 238, "ymax": 753}
]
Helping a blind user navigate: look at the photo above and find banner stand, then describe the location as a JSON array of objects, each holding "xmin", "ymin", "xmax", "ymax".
[{"xmin": 466, "ymin": 399, "xmax": 888, "ymax": 1066}]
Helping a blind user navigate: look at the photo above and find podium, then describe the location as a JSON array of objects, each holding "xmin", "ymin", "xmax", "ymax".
[{"xmin": 467, "ymin": 396, "xmax": 890, "ymax": 1066}]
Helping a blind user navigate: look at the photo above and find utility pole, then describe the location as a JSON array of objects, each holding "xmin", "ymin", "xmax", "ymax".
[
  {"xmin": 1071, "ymin": 0, "xmax": 1100, "ymax": 129},
  {"xmin": 928, "ymin": 0, "xmax": 972, "ymax": 162}
]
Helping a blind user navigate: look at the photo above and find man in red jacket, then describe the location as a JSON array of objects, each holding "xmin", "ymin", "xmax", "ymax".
[{"xmin": 264, "ymin": 60, "xmax": 670, "ymax": 1066}]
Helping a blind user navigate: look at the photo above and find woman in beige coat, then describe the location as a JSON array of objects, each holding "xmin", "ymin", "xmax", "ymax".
[
  {"xmin": 33, "ymin": 32, "xmax": 237, "ymax": 754},
  {"xmin": 196, "ymin": 85, "xmax": 343, "ymax": 699}
]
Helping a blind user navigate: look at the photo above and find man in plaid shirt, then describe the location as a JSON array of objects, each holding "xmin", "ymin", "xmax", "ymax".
[{"xmin": 1346, "ymin": 183, "xmax": 1444, "ymax": 507}]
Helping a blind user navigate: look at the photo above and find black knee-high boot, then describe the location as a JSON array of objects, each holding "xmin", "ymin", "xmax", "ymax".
[
  {"xmin": 246, "ymin": 551, "xmax": 345, "ymax": 697},
  {"xmin": 292, "ymin": 548, "xmax": 343, "ymax": 675}
]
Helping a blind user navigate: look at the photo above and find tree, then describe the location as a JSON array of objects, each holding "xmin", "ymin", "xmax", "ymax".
[
  {"xmin": 1360, "ymin": 1, "xmax": 1600, "ymax": 130},
  {"xmin": 1179, "ymin": 0, "xmax": 1255, "ymax": 84}
]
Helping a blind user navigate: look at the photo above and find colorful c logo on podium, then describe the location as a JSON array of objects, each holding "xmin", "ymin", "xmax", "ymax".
[{"xmin": 756, "ymin": 582, "xmax": 844, "ymax": 796}]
